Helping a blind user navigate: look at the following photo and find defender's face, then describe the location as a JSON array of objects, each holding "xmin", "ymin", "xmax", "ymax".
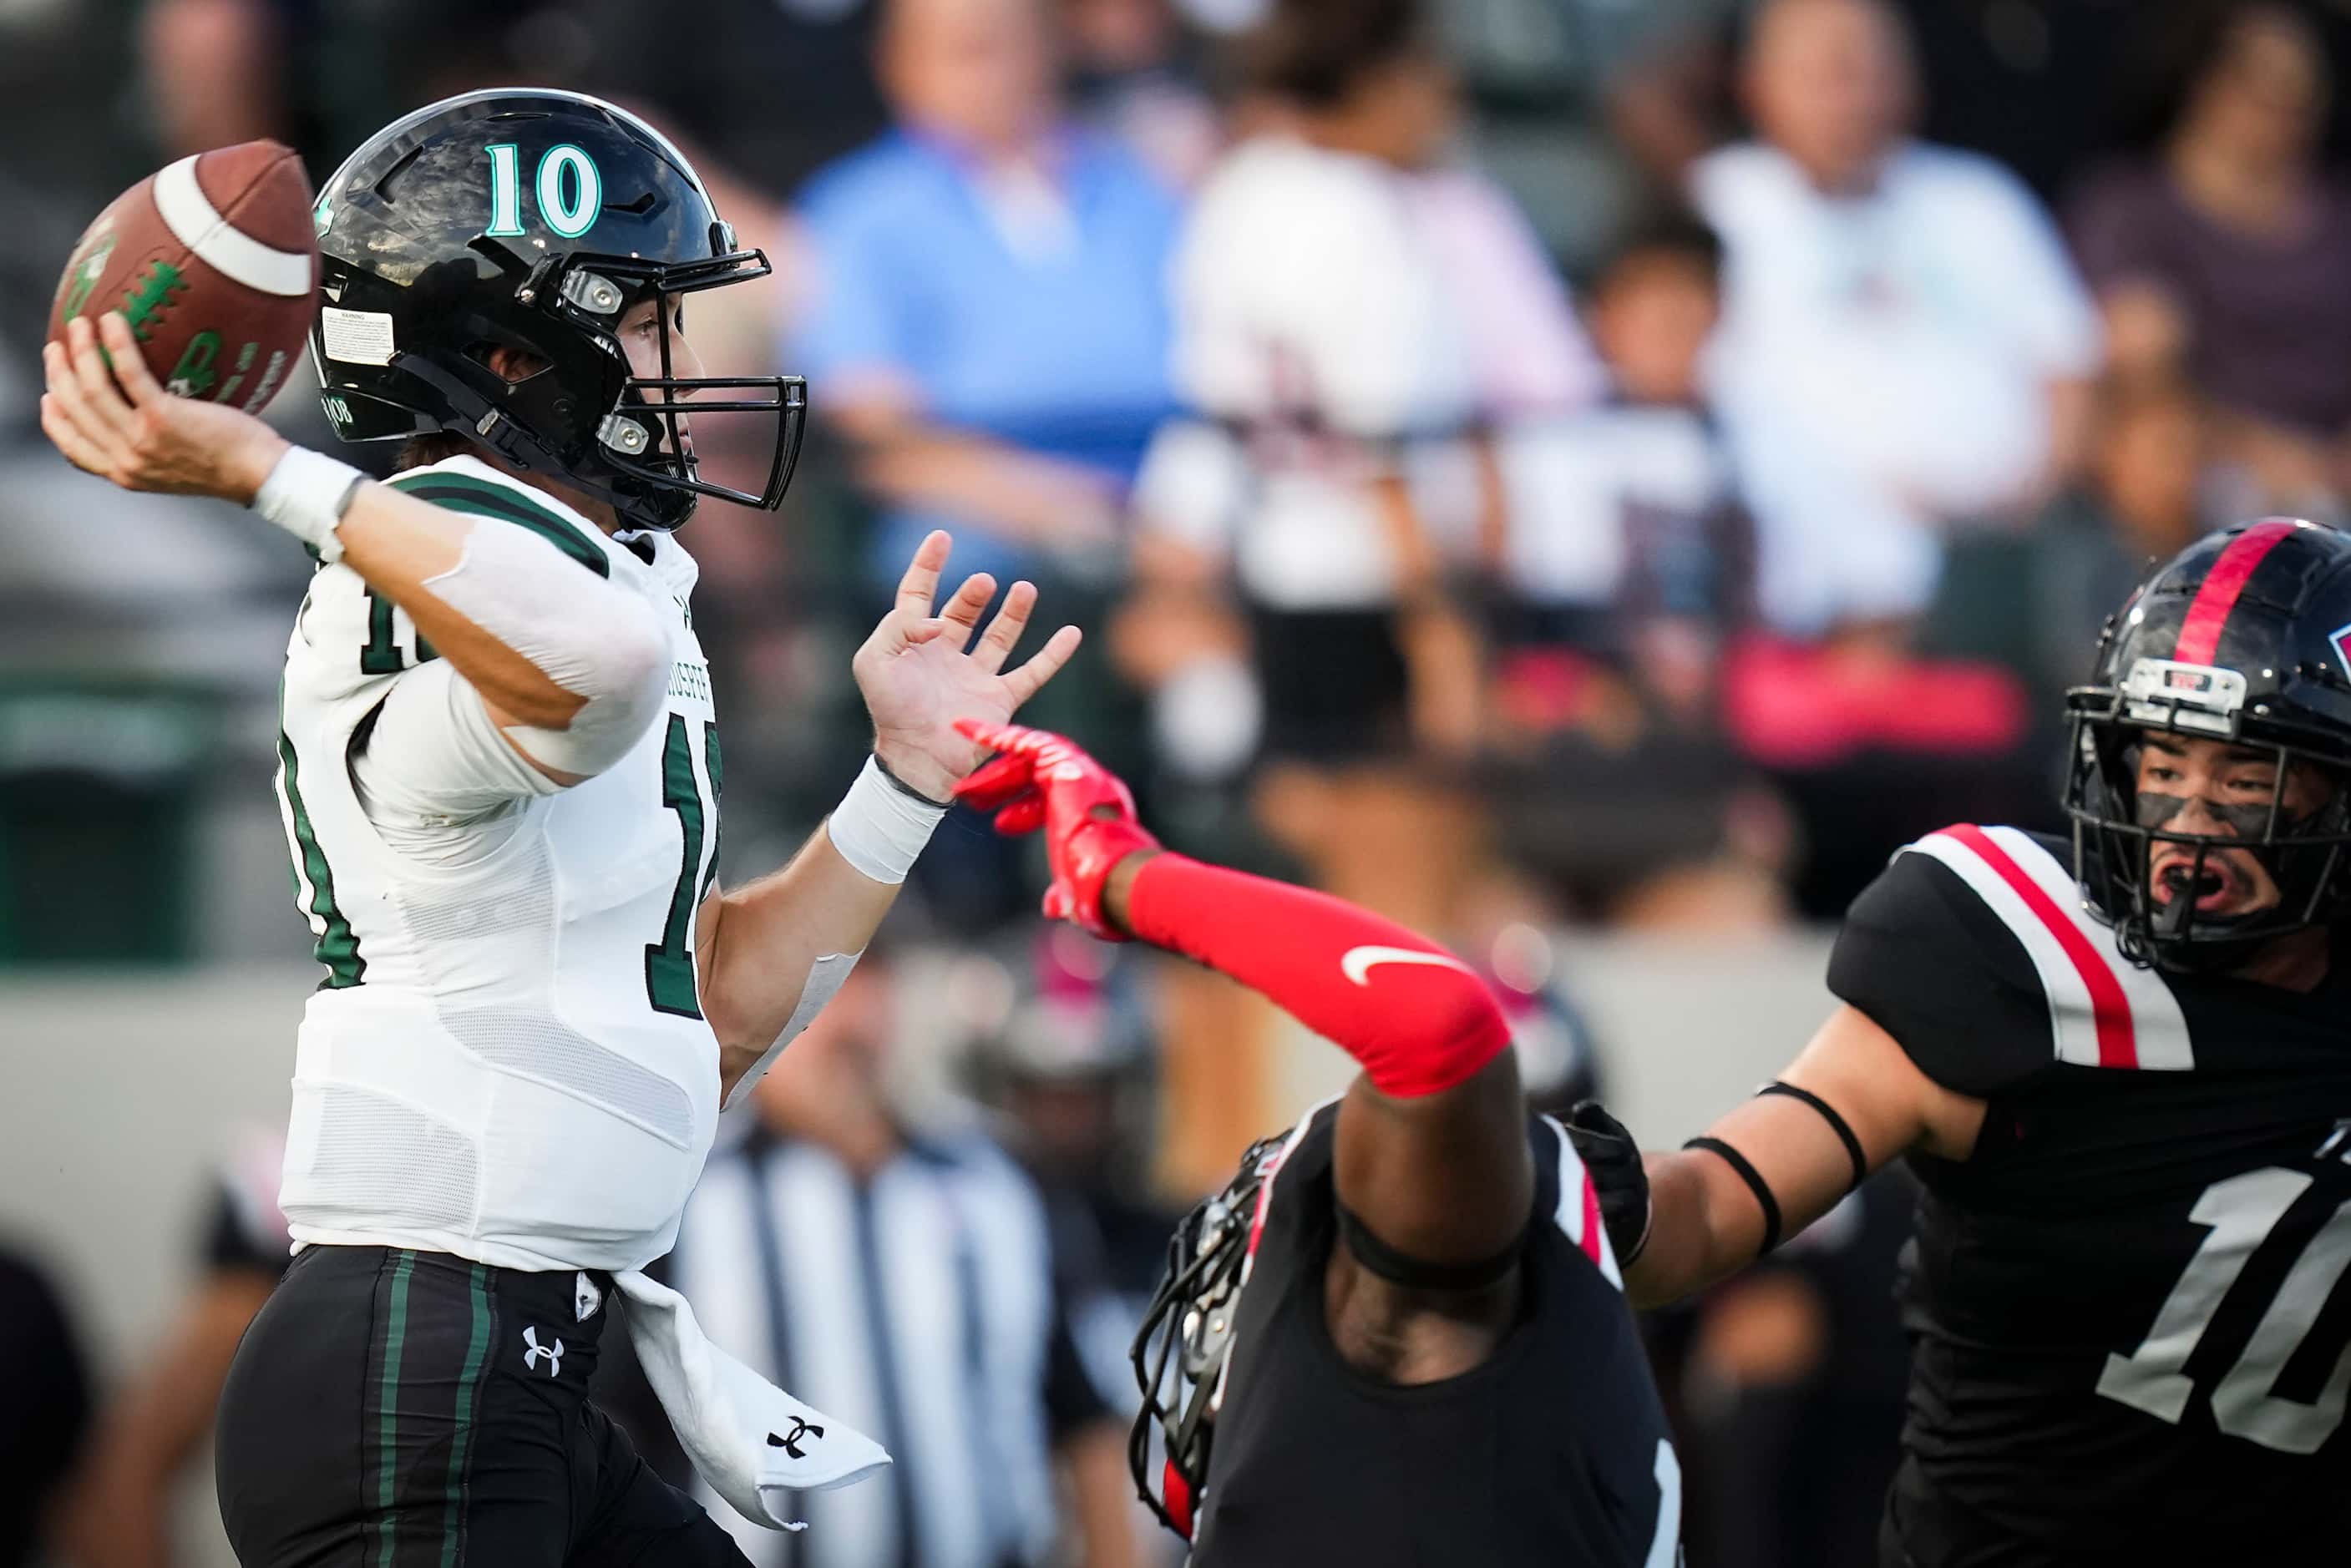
[{"xmin": 2134, "ymin": 733, "xmax": 2335, "ymax": 918}]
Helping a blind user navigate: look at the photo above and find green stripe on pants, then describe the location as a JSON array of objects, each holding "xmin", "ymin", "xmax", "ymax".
[
  {"xmin": 377, "ymin": 1252, "xmax": 415, "ymax": 1568},
  {"xmin": 441, "ymin": 1265, "xmax": 492, "ymax": 1567}
]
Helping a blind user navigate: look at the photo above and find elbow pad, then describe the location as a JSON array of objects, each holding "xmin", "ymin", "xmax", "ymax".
[{"xmin": 420, "ymin": 519, "xmax": 672, "ymax": 780}]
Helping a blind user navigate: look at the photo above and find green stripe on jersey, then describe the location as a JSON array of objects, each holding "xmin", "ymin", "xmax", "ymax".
[
  {"xmin": 276, "ymin": 729, "xmax": 364, "ymax": 988},
  {"xmin": 377, "ymin": 1251, "xmax": 417, "ymax": 1568},
  {"xmin": 644, "ymin": 715, "xmax": 705, "ymax": 1018},
  {"xmin": 697, "ymin": 721, "xmax": 723, "ymax": 903},
  {"xmin": 387, "ymin": 473, "xmax": 610, "ymax": 578},
  {"xmin": 441, "ymin": 1264, "xmax": 492, "ymax": 1567}
]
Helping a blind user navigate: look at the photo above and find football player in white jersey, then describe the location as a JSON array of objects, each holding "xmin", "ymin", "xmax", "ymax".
[{"xmin": 39, "ymin": 90, "xmax": 1077, "ymax": 1566}]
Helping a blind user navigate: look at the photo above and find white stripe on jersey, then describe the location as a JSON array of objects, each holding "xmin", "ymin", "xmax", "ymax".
[
  {"xmin": 1645, "ymin": 1439, "xmax": 1683, "ymax": 1568},
  {"xmin": 1902, "ymin": 826, "xmax": 2193, "ymax": 1071},
  {"xmin": 1542, "ymin": 1115, "xmax": 1624, "ymax": 1288}
]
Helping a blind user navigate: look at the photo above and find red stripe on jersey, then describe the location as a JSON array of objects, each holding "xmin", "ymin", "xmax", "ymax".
[
  {"xmin": 1938, "ymin": 825, "xmax": 2139, "ymax": 1069},
  {"xmin": 2175, "ymin": 519, "xmax": 2297, "ymax": 666},
  {"xmin": 1247, "ymin": 1170, "xmax": 1275, "ymax": 1259},
  {"xmin": 1577, "ymin": 1165, "xmax": 1604, "ymax": 1267}
]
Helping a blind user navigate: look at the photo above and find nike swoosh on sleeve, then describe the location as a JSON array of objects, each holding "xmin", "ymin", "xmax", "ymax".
[{"xmin": 1340, "ymin": 945, "xmax": 1475, "ymax": 987}]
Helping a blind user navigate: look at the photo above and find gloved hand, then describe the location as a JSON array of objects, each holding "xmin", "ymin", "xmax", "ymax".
[
  {"xmin": 953, "ymin": 721, "xmax": 1161, "ymax": 942},
  {"xmin": 1564, "ymin": 1100, "xmax": 1652, "ymax": 1266}
]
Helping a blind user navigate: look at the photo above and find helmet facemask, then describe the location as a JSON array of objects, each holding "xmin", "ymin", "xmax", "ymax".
[
  {"xmin": 2065, "ymin": 694, "xmax": 2351, "ymax": 972},
  {"xmin": 459, "ymin": 231, "xmax": 806, "ymax": 532},
  {"xmin": 1128, "ymin": 1135, "xmax": 1282, "ymax": 1540}
]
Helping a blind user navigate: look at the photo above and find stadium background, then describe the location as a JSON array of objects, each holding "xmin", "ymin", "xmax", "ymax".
[{"xmin": 3, "ymin": 0, "xmax": 2347, "ymax": 1563}]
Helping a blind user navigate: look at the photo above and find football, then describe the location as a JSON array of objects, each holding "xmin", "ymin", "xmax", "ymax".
[{"xmin": 48, "ymin": 139, "xmax": 317, "ymax": 412}]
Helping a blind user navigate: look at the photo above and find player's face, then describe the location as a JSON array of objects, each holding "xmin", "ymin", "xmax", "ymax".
[
  {"xmin": 619, "ymin": 295, "xmax": 702, "ymax": 456},
  {"xmin": 2134, "ymin": 733, "xmax": 2335, "ymax": 917}
]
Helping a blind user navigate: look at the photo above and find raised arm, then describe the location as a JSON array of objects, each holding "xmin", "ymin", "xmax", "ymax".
[
  {"xmin": 1102, "ymin": 853, "xmax": 1529, "ymax": 1271},
  {"xmin": 42, "ymin": 311, "xmax": 667, "ymax": 786},
  {"xmin": 955, "ymin": 723, "xmax": 1532, "ymax": 1278},
  {"xmin": 1574, "ymin": 833, "xmax": 2035, "ymax": 1309},
  {"xmin": 697, "ymin": 534, "xmax": 1080, "ymax": 1100}
]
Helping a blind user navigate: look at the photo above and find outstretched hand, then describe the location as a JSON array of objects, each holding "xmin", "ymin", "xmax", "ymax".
[
  {"xmin": 854, "ymin": 532, "xmax": 1082, "ymax": 803},
  {"xmin": 954, "ymin": 721, "xmax": 1159, "ymax": 940}
]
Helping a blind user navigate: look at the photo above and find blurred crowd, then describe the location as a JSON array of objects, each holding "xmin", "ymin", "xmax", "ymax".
[{"xmin": 11, "ymin": 0, "xmax": 2351, "ymax": 1562}]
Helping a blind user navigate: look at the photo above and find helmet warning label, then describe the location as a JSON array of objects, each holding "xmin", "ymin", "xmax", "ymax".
[{"xmin": 320, "ymin": 306, "xmax": 395, "ymax": 367}]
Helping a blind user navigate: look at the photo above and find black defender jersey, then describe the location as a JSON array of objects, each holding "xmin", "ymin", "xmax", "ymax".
[
  {"xmin": 1191, "ymin": 1101, "xmax": 1680, "ymax": 1568},
  {"xmin": 1828, "ymin": 825, "xmax": 2351, "ymax": 1566}
]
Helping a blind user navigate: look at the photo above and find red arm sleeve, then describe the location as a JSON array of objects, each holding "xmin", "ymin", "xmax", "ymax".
[{"xmin": 1125, "ymin": 854, "xmax": 1510, "ymax": 1098}]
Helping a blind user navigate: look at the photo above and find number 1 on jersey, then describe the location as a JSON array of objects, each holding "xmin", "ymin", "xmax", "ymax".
[
  {"xmin": 646, "ymin": 715, "xmax": 716, "ymax": 1018},
  {"xmin": 2097, "ymin": 1167, "xmax": 2351, "ymax": 1454},
  {"xmin": 361, "ymin": 588, "xmax": 435, "ymax": 674}
]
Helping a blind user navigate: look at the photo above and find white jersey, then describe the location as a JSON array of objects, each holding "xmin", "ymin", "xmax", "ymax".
[
  {"xmin": 1140, "ymin": 134, "xmax": 1597, "ymax": 612},
  {"xmin": 272, "ymin": 456, "xmax": 722, "ymax": 1271}
]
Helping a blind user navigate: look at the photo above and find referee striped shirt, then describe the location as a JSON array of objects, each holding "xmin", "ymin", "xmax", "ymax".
[{"xmin": 664, "ymin": 1125, "xmax": 1109, "ymax": 1568}]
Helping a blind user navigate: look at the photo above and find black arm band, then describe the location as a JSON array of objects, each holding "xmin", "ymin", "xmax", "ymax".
[
  {"xmin": 1756, "ymin": 1081, "xmax": 1868, "ymax": 1193},
  {"xmin": 1335, "ymin": 1204, "xmax": 1524, "ymax": 1292},
  {"xmin": 1684, "ymin": 1136, "xmax": 1782, "ymax": 1257}
]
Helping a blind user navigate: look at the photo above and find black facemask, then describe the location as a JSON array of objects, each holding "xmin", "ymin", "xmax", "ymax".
[
  {"xmin": 2072, "ymin": 726, "xmax": 2351, "ymax": 972},
  {"xmin": 464, "ymin": 237, "xmax": 808, "ymax": 533}
]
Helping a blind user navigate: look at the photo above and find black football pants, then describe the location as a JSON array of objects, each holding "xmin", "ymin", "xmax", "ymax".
[{"xmin": 216, "ymin": 1243, "xmax": 751, "ymax": 1567}]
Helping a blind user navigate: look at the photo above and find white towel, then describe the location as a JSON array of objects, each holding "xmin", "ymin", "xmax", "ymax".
[{"xmin": 613, "ymin": 1269, "xmax": 892, "ymax": 1530}]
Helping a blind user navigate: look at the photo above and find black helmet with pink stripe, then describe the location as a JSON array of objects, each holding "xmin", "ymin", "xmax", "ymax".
[{"xmin": 2064, "ymin": 518, "xmax": 2351, "ymax": 970}]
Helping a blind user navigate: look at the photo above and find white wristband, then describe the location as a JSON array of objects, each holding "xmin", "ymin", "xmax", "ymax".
[
  {"xmin": 826, "ymin": 756, "xmax": 947, "ymax": 885},
  {"xmin": 251, "ymin": 446, "xmax": 366, "ymax": 563}
]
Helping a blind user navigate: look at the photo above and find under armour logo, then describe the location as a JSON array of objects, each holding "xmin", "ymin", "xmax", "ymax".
[
  {"xmin": 767, "ymin": 1418, "xmax": 824, "ymax": 1459},
  {"xmin": 522, "ymin": 1325, "xmax": 565, "ymax": 1377}
]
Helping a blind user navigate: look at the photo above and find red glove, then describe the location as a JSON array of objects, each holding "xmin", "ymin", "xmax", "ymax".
[{"xmin": 953, "ymin": 721, "xmax": 1161, "ymax": 941}]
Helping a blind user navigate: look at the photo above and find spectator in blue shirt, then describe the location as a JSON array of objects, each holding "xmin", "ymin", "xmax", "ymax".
[{"xmin": 790, "ymin": 0, "xmax": 1185, "ymax": 597}]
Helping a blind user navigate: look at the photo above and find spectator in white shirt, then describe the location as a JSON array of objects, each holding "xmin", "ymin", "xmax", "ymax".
[
  {"xmin": 1124, "ymin": 0, "xmax": 1599, "ymax": 933},
  {"xmin": 1690, "ymin": 0, "xmax": 2101, "ymax": 636}
]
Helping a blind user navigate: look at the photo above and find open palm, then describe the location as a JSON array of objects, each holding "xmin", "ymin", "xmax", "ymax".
[{"xmin": 853, "ymin": 530, "xmax": 1083, "ymax": 803}]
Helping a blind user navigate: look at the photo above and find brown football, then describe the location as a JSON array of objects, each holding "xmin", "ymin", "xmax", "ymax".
[{"xmin": 48, "ymin": 139, "xmax": 317, "ymax": 412}]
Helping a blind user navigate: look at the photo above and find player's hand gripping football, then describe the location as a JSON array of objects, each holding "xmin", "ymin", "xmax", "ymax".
[
  {"xmin": 953, "ymin": 721, "xmax": 1160, "ymax": 942},
  {"xmin": 40, "ymin": 312, "xmax": 289, "ymax": 500},
  {"xmin": 852, "ymin": 532, "xmax": 1083, "ymax": 803}
]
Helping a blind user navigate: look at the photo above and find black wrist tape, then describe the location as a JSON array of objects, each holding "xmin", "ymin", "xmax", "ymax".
[{"xmin": 872, "ymin": 751, "xmax": 952, "ymax": 807}]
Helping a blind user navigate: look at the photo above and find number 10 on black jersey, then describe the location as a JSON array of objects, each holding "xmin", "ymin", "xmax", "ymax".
[{"xmin": 2099, "ymin": 1166, "xmax": 2351, "ymax": 1454}]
